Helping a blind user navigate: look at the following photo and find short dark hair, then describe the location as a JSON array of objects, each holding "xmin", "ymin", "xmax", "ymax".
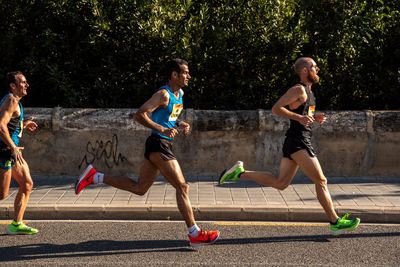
[
  {"xmin": 166, "ymin": 58, "xmax": 188, "ymax": 80},
  {"xmin": 5, "ymin": 71, "xmax": 23, "ymax": 91},
  {"xmin": 293, "ymin": 57, "xmax": 312, "ymax": 76}
]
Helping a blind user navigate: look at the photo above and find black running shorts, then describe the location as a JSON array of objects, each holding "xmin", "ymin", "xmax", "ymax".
[
  {"xmin": 0, "ymin": 149, "xmax": 15, "ymax": 170},
  {"xmin": 282, "ymin": 136, "xmax": 315, "ymax": 160},
  {"xmin": 144, "ymin": 134, "xmax": 176, "ymax": 161}
]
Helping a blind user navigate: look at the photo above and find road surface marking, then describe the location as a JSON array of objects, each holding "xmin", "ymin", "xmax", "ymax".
[{"xmin": 215, "ymin": 222, "xmax": 328, "ymax": 227}]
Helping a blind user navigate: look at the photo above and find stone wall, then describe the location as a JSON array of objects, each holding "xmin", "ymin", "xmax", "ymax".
[{"xmin": 22, "ymin": 108, "xmax": 400, "ymax": 177}]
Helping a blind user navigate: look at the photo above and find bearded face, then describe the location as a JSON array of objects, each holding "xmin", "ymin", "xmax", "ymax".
[{"xmin": 308, "ymin": 70, "xmax": 319, "ymax": 84}]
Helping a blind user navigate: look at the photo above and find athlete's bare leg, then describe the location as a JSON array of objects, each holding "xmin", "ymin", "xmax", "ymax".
[
  {"xmin": 240, "ymin": 157, "xmax": 299, "ymax": 190},
  {"xmin": 240, "ymin": 150, "xmax": 338, "ymax": 222},
  {"xmin": 148, "ymin": 152, "xmax": 195, "ymax": 227},
  {"xmin": 103, "ymin": 159, "xmax": 160, "ymax": 196},
  {"xmin": 10, "ymin": 158, "xmax": 34, "ymax": 222},
  {"xmin": 0, "ymin": 168, "xmax": 12, "ymax": 200},
  {"xmin": 291, "ymin": 150, "xmax": 339, "ymax": 222},
  {"xmin": 103, "ymin": 152, "xmax": 195, "ymax": 227}
]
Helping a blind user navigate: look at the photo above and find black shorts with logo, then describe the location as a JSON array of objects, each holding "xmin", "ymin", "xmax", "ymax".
[
  {"xmin": 0, "ymin": 149, "xmax": 15, "ymax": 170},
  {"xmin": 282, "ymin": 136, "xmax": 315, "ymax": 160},
  {"xmin": 144, "ymin": 134, "xmax": 176, "ymax": 161}
]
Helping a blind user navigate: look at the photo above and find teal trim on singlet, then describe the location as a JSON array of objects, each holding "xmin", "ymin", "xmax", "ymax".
[
  {"xmin": 151, "ymin": 85, "xmax": 183, "ymax": 140},
  {"xmin": 0, "ymin": 94, "xmax": 24, "ymax": 147}
]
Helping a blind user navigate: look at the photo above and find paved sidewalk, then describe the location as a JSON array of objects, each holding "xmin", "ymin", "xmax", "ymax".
[{"xmin": 1, "ymin": 175, "xmax": 399, "ymax": 223}]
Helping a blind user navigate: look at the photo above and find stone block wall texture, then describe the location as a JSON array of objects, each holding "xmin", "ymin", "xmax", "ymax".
[{"xmin": 22, "ymin": 108, "xmax": 400, "ymax": 177}]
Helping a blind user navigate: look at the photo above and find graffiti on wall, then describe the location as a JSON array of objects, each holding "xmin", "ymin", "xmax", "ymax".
[{"xmin": 79, "ymin": 134, "xmax": 127, "ymax": 169}]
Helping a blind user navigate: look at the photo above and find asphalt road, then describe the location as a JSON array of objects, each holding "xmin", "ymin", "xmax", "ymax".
[{"xmin": 0, "ymin": 220, "xmax": 399, "ymax": 266}]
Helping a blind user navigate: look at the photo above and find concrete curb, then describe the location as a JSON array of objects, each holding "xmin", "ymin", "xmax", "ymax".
[{"xmin": 1, "ymin": 204, "xmax": 399, "ymax": 223}]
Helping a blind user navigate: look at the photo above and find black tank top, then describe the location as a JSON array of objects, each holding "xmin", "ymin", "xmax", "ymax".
[{"xmin": 285, "ymin": 82, "xmax": 316, "ymax": 139}]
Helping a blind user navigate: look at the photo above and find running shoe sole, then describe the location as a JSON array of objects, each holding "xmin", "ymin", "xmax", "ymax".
[
  {"xmin": 218, "ymin": 169, "xmax": 227, "ymax": 184},
  {"xmin": 190, "ymin": 232, "xmax": 220, "ymax": 247},
  {"xmin": 219, "ymin": 161, "xmax": 243, "ymax": 184},
  {"xmin": 6, "ymin": 226, "xmax": 38, "ymax": 235},
  {"xmin": 331, "ymin": 218, "xmax": 360, "ymax": 235},
  {"xmin": 75, "ymin": 164, "xmax": 94, "ymax": 194}
]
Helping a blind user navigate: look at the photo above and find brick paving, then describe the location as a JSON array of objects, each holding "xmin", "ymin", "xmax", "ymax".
[{"xmin": 1, "ymin": 175, "xmax": 399, "ymax": 223}]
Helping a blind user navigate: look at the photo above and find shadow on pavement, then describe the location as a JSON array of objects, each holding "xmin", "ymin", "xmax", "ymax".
[
  {"xmin": 1, "ymin": 231, "xmax": 400, "ymax": 262},
  {"xmin": 0, "ymin": 239, "xmax": 194, "ymax": 262},
  {"xmin": 215, "ymin": 231, "xmax": 400, "ymax": 245}
]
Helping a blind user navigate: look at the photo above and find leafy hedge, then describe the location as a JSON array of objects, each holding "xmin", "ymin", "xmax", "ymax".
[{"xmin": 0, "ymin": 0, "xmax": 398, "ymax": 110}]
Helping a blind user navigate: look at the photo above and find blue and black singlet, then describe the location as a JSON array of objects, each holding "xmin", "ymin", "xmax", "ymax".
[
  {"xmin": 151, "ymin": 85, "xmax": 183, "ymax": 140},
  {"xmin": 0, "ymin": 94, "xmax": 24, "ymax": 151}
]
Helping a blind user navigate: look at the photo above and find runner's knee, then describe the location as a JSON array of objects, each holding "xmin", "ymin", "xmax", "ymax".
[
  {"xmin": 275, "ymin": 182, "xmax": 290, "ymax": 191},
  {"xmin": 176, "ymin": 182, "xmax": 189, "ymax": 197},
  {"xmin": 275, "ymin": 177, "xmax": 291, "ymax": 190},
  {"xmin": 136, "ymin": 188, "xmax": 146, "ymax": 196},
  {"xmin": 20, "ymin": 180, "xmax": 34, "ymax": 193},
  {"xmin": 136, "ymin": 183, "xmax": 151, "ymax": 196},
  {"xmin": 314, "ymin": 176, "xmax": 328, "ymax": 188}
]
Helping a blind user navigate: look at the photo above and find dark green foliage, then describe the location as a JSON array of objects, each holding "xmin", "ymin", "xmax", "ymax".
[{"xmin": 0, "ymin": 0, "xmax": 398, "ymax": 110}]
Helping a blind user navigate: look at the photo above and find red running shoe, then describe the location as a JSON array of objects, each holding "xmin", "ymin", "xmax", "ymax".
[
  {"xmin": 189, "ymin": 229, "xmax": 220, "ymax": 247},
  {"xmin": 75, "ymin": 164, "xmax": 97, "ymax": 194}
]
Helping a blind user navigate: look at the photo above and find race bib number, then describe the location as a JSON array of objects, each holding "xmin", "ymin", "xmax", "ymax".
[
  {"xmin": 308, "ymin": 105, "xmax": 315, "ymax": 116},
  {"xmin": 169, "ymin": 104, "xmax": 183, "ymax": 121}
]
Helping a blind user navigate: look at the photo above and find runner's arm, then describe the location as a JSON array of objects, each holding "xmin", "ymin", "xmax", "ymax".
[
  {"xmin": 176, "ymin": 119, "xmax": 190, "ymax": 134},
  {"xmin": 271, "ymin": 85, "xmax": 314, "ymax": 126},
  {"xmin": 314, "ymin": 113, "xmax": 326, "ymax": 124},
  {"xmin": 134, "ymin": 90, "xmax": 178, "ymax": 138},
  {"xmin": 24, "ymin": 117, "xmax": 38, "ymax": 131}
]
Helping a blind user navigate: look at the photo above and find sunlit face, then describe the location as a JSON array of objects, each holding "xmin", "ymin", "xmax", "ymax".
[
  {"xmin": 11, "ymin": 74, "xmax": 29, "ymax": 97},
  {"xmin": 176, "ymin": 64, "xmax": 191, "ymax": 87},
  {"xmin": 307, "ymin": 60, "xmax": 320, "ymax": 84}
]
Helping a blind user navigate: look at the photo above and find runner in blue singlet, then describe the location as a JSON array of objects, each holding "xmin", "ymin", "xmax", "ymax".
[
  {"xmin": 75, "ymin": 59, "xmax": 220, "ymax": 246},
  {"xmin": 0, "ymin": 71, "xmax": 39, "ymax": 235},
  {"xmin": 0, "ymin": 93, "xmax": 24, "ymax": 169}
]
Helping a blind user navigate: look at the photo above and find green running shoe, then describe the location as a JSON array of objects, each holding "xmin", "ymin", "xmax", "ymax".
[
  {"xmin": 219, "ymin": 161, "xmax": 244, "ymax": 184},
  {"xmin": 6, "ymin": 222, "xmax": 38, "ymax": 235},
  {"xmin": 330, "ymin": 213, "xmax": 360, "ymax": 234}
]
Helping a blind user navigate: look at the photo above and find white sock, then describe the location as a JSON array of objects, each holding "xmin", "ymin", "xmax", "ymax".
[
  {"xmin": 93, "ymin": 173, "xmax": 104, "ymax": 183},
  {"xmin": 188, "ymin": 224, "xmax": 200, "ymax": 237}
]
